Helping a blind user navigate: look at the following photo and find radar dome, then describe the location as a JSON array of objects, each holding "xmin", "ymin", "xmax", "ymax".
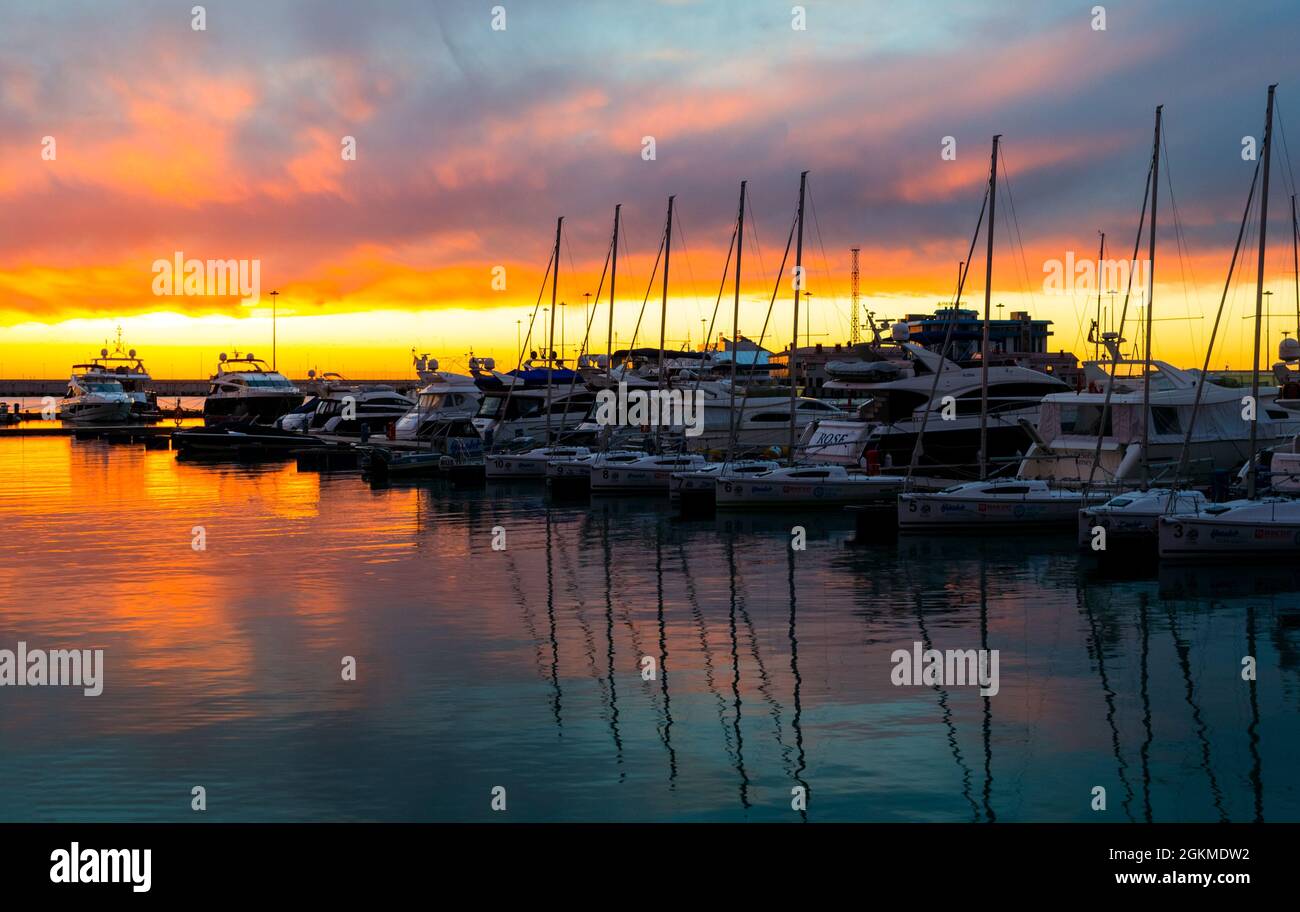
[
  {"xmin": 890, "ymin": 321, "xmax": 910, "ymax": 341},
  {"xmin": 1280, "ymin": 337, "xmax": 1300, "ymax": 363}
]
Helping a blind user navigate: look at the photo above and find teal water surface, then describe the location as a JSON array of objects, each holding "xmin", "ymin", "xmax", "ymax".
[{"xmin": 0, "ymin": 436, "xmax": 1295, "ymax": 822}]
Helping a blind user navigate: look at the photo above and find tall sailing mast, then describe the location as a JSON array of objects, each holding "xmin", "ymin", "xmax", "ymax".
[
  {"xmin": 786, "ymin": 171, "xmax": 808, "ymax": 464},
  {"xmin": 1247, "ymin": 85, "xmax": 1277, "ymax": 500},
  {"xmin": 1291, "ymin": 193, "xmax": 1298, "ymax": 341},
  {"xmin": 655, "ymin": 196, "xmax": 675, "ymax": 451},
  {"xmin": 1139, "ymin": 106, "xmax": 1162, "ymax": 491},
  {"xmin": 545, "ymin": 216, "xmax": 563, "ymax": 445},
  {"xmin": 606, "ymin": 205, "xmax": 620, "ymax": 384},
  {"xmin": 978, "ymin": 136, "xmax": 1000, "ymax": 481},
  {"xmin": 729, "ymin": 181, "xmax": 746, "ymax": 456},
  {"xmin": 1094, "ymin": 231, "xmax": 1105, "ymax": 362}
]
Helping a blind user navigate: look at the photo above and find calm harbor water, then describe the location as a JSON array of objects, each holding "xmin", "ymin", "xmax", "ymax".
[{"xmin": 0, "ymin": 436, "xmax": 1296, "ymax": 822}]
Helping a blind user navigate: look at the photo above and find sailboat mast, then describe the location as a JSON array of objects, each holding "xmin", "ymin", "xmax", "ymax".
[
  {"xmin": 546, "ymin": 216, "xmax": 563, "ymax": 445},
  {"xmin": 1291, "ymin": 193, "xmax": 1298, "ymax": 341},
  {"xmin": 787, "ymin": 171, "xmax": 808, "ymax": 464},
  {"xmin": 1095, "ymin": 231, "xmax": 1105, "ymax": 362},
  {"xmin": 1248, "ymin": 85, "xmax": 1276, "ymax": 500},
  {"xmin": 730, "ymin": 181, "xmax": 746, "ymax": 455},
  {"xmin": 606, "ymin": 205, "xmax": 620, "ymax": 384},
  {"xmin": 656, "ymin": 196, "xmax": 675, "ymax": 451},
  {"xmin": 978, "ymin": 136, "xmax": 999, "ymax": 481},
  {"xmin": 1139, "ymin": 106, "xmax": 1162, "ymax": 492}
]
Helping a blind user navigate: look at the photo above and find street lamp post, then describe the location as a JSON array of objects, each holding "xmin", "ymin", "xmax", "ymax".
[{"xmin": 269, "ymin": 290, "xmax": 279, "ymax": 371}]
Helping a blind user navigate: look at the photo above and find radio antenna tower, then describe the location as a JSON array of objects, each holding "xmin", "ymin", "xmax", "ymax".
[{"xmin": 849, "ymin": 247, "xmax": 861, "ymax": 344}]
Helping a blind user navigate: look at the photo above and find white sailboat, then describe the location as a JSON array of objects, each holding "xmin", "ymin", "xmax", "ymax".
[
  {"xmin": 1159, "ymin": 85, "xmax": 1300, "ymax": 559},
  {"xmin": 899, "ymin": 478, "xmax": 1105, "ymax": 531},
  {"xmin": 1077, "ymin": 487, "xmax": 1209, "ymax": 549},
  {"xmin": 716, "ymin": 463, "xmax": 907, "ymax": 508}
]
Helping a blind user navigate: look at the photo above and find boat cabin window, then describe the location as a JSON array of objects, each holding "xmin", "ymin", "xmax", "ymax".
[
  {"xmin": 789, "ymin": 470, "xmax": 830, "ymax": 478},
  {"xmin": 1058, "ymin": 404, "xmax": 1112, "ymax": 436},
  {"xmin": 955, "ymin": 382, "xmax": 1063, "ymax": 415},
  {"xmin": 1150, "ymin": 406, "xmax": 1182, "ymax": 435},
  {"xmin": 860, "ymin": 390, "xmax": 929, "ymax": 423},
  {"xmin": 986, "ymin": 485, "xmax": 1032, "ymax": 494},
  {"xmin": 749, "ymin": 412, "xmax": 791, "ymax": 422}
]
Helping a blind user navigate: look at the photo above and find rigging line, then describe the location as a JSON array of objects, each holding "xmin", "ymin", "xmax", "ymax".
[
  {"xmin": 997, "ymin": 143, "xmax": 1038, "ymax": 313},
  {"xmin": 1083, "ymin": 150, "xmax": 1155, "ymax": 489},
  {"xmin": 1171, "ymin": 157, "xmax": 1261, "ymax": 491},
  {"xmin": 906, "ymin": 184, "xmax": 990, "ymax": 482},
  {"xmin": 498, "ymin": 244, "xmax": 556, "ymax": 440},
  {"xmin": 672, "ymin": 208, "xmax": 704, "ymax": 348},
  {"xmin": 745, "ymin": 191, "xmax": 770, "ymax": 300},
  {"xmin": 1160, "ymin": 126, "xmax": 1205, "ymax": 358},
  {"xmin": 552, "ymin": 228, "xmax": 615, "ymax": 443},
  {"xmin": 627, "ymin": 230, "xmax": 667, "ymax": 358},
  {"xmin": 1274, "ymin": 98, "xmax": 1298, "ymax": 200},
  {"xmin": 703, "ymin": 222, "xmax": 739, "ymax": 355},
  {"xmin": 725, "ymin": 211, "xmax": 798, "ymax": 461},
  {"xmin": 807, "ymin": 179, "xmax": 850, "ymax": 343}
]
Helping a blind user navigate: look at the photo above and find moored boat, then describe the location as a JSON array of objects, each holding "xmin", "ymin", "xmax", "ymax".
[
  {"xmin": 714, "ymin": 463, "xmax": 906, "ymax": 508},
  {"xmin": 589, "ymin": 451, "xmax": 707, "ymax": 494},
  {"xmin": 1077, "ymin": 487, "xmax": 1209, "ymax": 551},
  {"xmin": 898, "ymin": 479, "xmax": 1107, "ymax": 531},
  {"xmin": 59, "ymin": 366, "xmax": 133, "ymax": 423}
]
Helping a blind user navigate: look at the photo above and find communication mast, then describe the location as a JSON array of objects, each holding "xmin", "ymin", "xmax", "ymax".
[{"xmin": 849, "ymin": 247, "xmax": 861, "ymax": 344}]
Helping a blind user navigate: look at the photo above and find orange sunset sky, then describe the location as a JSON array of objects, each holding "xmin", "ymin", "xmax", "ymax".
[{"xmin": 3, "ymin": 0, "xmax": 1300, "ymax": 379}]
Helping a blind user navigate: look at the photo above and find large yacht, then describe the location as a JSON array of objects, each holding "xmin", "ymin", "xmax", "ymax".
[
  {"xmin": 83, "ymin": 331, "xmax": 160, "ymax": 420},
  {"xmin": 202, "ymin": 353, "xmax": 303, "ymax": 425},
  {"xmin": 59, "ymin": 365, "xmax": 133, "ymax": 423},
  {"xmin": 795, "ymin": 337, "xmax": 1070, "ymax": 475},
  {"xmin": 393, "ymin": 362, "xmax": 483, "ymax": 441},
  {"xmin": 1019, "ymin": 334, "xmax": 1300, "ymax": 486}
]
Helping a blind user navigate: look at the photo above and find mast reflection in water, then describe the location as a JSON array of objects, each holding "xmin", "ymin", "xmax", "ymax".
[{"xmin": 0, "ymin": 438, "xmax": 1295, "ymax": 822}]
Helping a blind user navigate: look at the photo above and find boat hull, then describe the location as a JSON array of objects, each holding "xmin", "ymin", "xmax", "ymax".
[
  {"xmin": 898, "ymin": 492, "xmax": 1100, "ymax": 530},
  {"xmin": 203, "ymin": 392, "xmax": 303, "ymax": 426},
  {"xmin": 1158, "ymin": 514, "xmax": 1300, "ymax": 558},
  {"xmin": 715, "ymin": 475, "xmax": 905, "ymax": 508},
  {"xmin": 59, "ymin": 400, "xmax": 133, "ymax": 423}
]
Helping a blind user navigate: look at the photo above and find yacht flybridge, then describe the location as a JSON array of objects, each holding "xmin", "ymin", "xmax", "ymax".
[
  {"xmin": 59, "ymin": 365, "xmax": 133, "ymax": 423},
  {"xmin": 203, "ymin": 353, "xmax": 302, "ymax": 425}
]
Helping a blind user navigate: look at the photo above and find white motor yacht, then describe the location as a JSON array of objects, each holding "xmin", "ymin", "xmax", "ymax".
[
  {"xmin": 59, "ymin": 366, "xmax": 133, "ymax": 423},
  {"xmin": 393, "ymin": 366, "xmax": 482, "ymax": 441},
  {"xmin": 1020, "ymin": 336, "xmax": 1300, "ymax": 486},
  {"xmin": 203, "ymin": 353, "xmax": 303, "ymax": 425}
]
